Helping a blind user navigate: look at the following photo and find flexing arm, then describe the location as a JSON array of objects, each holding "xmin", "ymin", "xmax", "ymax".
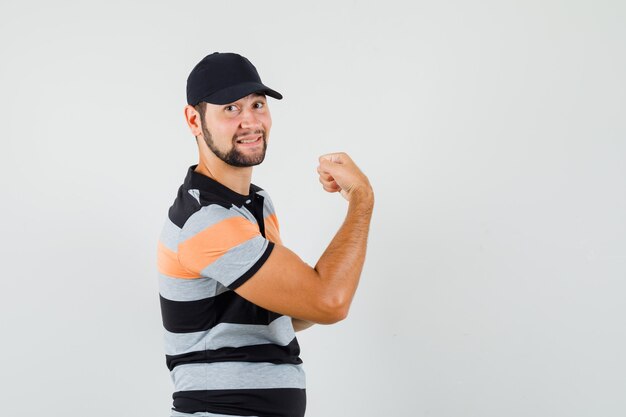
[{"xmin": 235, "ymin": 152, "xmax": 374, "ymax": 324}]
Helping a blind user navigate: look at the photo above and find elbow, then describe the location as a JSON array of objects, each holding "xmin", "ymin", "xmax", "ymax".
[{"xmin": 316, "ymin": 294, "xmax": 350, "ymax": 324}]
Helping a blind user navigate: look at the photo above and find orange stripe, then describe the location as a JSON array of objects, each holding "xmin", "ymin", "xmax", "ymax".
[
  {"xmin": 178, "ymin": 216, "xmax": 261, "ymax": 273},
  {"xmin": 264, "ymin": 213, "xmax": 282, "ymax": 245},
  {"xmin": 156, "ymin": 241, "xmax": 199, "ymax": 279}
]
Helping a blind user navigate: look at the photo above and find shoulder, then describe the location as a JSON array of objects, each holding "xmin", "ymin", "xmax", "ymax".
[{"xmin": 179, "ymin": 202, "xmax": 262, "ymax": 244}]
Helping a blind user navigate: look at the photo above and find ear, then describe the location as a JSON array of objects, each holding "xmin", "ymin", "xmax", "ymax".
[{"xmin": 184, "ymin": 105, "xmax": 203, "ymax": 137}]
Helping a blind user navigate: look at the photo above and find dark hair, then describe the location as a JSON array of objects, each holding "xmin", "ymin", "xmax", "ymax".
[
  {"xmin": 194, "ymin": 102, "xmax": 207, "ymax": 123},
  {"xmin": 193, "ymin": 102, "xmax": 208, "ymax": 141}
]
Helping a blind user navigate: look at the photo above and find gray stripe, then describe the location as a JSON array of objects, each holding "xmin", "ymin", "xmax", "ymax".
[
  {"xmin": 160, "ymin": 218, "xmax": 182, "ymax": 252},
  {"xmin": 201, "ymin": 236, "xmax": 268, "ymax": 287},
  {"xmin": 159, "ymin": 273, "xmax": 228, "ymax": 302},
  {"xmin": 164, "ymin": 315, "xmax": 296, "ymax": 356},
  {"xmin": 256, "ymin": 190, "xmax": 276, "ymax": 218},
  {"xmin": 179, "ymin": 205, "xmax": 239, "ymax": 242},
  {"xmin": 171, "ymin": 410, "xmax": 255, "ymax": 417},
  {"xmin": 229, "ymin": 203, "xmax": 257, "ymax": 224},
  {"xmin": 171, "ymin": 362, "xmax": 306, "ymax": 391}
]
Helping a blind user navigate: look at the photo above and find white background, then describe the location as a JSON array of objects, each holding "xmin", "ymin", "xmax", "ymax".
[{"xmin": 1, "ymin": 1, "xmax": 625, "ymax": 416}]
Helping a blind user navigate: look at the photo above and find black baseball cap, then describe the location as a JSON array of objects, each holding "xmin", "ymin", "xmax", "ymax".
[{"xmin": 186, "ymin": 52, "xmax": 283, "ymax": 106}]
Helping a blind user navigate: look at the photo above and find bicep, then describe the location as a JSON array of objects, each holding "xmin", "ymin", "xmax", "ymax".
[{"xmin": 234, "ymin": 244, "xmax": 340, "ymax": 324}]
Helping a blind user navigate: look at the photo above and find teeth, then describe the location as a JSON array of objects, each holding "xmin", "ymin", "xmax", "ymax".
[{"xmin": 239, "ymin": 138, "xmax": 258, "ymax": 143}]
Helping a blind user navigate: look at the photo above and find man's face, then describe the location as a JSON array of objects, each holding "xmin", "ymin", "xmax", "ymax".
[{"xmin": 197, "ymin": 93, "xmax": 272, "ymax": 167}]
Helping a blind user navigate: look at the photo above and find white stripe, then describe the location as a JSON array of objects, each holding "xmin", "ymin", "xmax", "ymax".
[
  {"xmin": 188, "ymin": 189, "xmax": 201, "ymax": 204},
  {"xmin": 229, "ymin": 203, "xmax": 258, "ymax": 224},
  {"xmin": 171, "ymin": 410, "xmax": 256, "ymax": 417},
  {"xmin": 171, "ymin": 361, "xmax": 306, "ymax": 391},
  {"xmin": 179, "ymin": 205, "xmax": 239, "ymax": 242},
  {"xmin": 164, "ymin": 315, "xmax": 295, "ymax": 356},
  {"xmin": 159, "ymin": 274, "xmax": 227, "ymax": 302},
  {"xmin": 160, "ymin": 218, "xmax": 182, "ymax": 252},
  {"xmin": 200, "ymin": 236, "xmax": 269, "ymax": 287}
]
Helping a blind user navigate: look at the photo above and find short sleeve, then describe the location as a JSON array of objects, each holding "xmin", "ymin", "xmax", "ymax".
[{"xmin": 177, "ymin": 205, "xmax": 274, "ymax": 290}]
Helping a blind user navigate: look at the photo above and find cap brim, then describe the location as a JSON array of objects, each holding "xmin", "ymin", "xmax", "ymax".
[{"xmin": 200, "ymin": 82, "xmax": 283, "ymax": 105}]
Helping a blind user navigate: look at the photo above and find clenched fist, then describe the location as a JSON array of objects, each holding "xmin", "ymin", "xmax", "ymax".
[{"xmin": 317, "ymin": 152, "xmax": 373, "ymax": 202}]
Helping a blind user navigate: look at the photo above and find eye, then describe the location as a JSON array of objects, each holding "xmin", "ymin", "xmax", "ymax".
[
  {"xmin": 225, "ymin": 104, "xmax": 239, "ymax": 112},
  {"xmin": 254, "ymin": 101, "xmax": 265, "ymax": 109}
]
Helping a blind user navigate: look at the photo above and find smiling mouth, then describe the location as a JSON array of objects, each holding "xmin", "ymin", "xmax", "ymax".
[
  {"xmin": 235, "ymin": 130, "xmax": 265, "ymax": 145},
  {"xmin": 236, "ymin": 135, "xmax": 262, "ymax": 144}
]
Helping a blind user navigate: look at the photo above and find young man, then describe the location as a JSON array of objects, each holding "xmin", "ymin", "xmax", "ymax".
[{"xmin": 157, "ymin": 52, "xmax": 374, "ymax": 417}]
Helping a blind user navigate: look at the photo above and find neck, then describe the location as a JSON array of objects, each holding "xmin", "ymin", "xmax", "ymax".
[{"xmin": 195, "ymin": 153, "xmax": 253, "ymax": 196}]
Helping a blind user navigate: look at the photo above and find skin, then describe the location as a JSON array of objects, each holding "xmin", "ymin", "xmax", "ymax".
[{"xmin": 184, "ymin": 94, "xmax": 374, "ymax": 330}]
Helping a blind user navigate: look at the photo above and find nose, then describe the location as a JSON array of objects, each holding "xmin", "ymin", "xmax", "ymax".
[{"xmin": 240, "ymin": 108, "xmax": 262, "ymax": 130}]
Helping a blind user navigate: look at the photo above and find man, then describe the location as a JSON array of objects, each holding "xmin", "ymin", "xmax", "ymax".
[{"xmin": 157, "ymin": 52, "xmax": 374, "ymax": 417}]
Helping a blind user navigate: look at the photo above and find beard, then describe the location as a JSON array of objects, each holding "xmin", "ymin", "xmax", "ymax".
[{"xmin": 201, "ymin": 124, "xmax": 267, "ymax": 167}]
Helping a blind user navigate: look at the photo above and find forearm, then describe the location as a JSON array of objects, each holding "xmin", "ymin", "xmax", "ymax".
[
  {"xmin": 292, "ymin": 317, "xmax": 315, "ymax": 332},
  {"xmin": 314, "ymin": 188, "xmax": 374, "ymax": 313}
]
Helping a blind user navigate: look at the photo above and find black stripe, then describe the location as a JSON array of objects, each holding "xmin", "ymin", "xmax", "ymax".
[
  {"xmin": 168, "ymin": 185, "xmax": 201, "ymax": 229},
  {"xmin": 251, "ymin": 193, "xmax": 266, "ymax": 238},
  {"xmin": 160, "ymin": 290, "xmax": 282, "ymax": 333},
  {"xmin": 166, "ymin": 337, "xmax": 302, "ymax": 371},
  {"xmin": 229, "ymin": 241, "xmax": 274, "ymax": 290},
  {"xmin": 173, "ymin": 388, "xmax": 306, "ymax": 417}
]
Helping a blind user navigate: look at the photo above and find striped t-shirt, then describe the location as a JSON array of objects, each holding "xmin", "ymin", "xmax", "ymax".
[{"xmin": 157, "ymin": 166, "xmax": 306, "ymax": 417}]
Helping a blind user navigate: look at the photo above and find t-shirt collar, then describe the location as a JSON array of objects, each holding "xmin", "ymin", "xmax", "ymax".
[{"xmin": 183, "ymin": 165, "xmax": 254, "ymax": 206}]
